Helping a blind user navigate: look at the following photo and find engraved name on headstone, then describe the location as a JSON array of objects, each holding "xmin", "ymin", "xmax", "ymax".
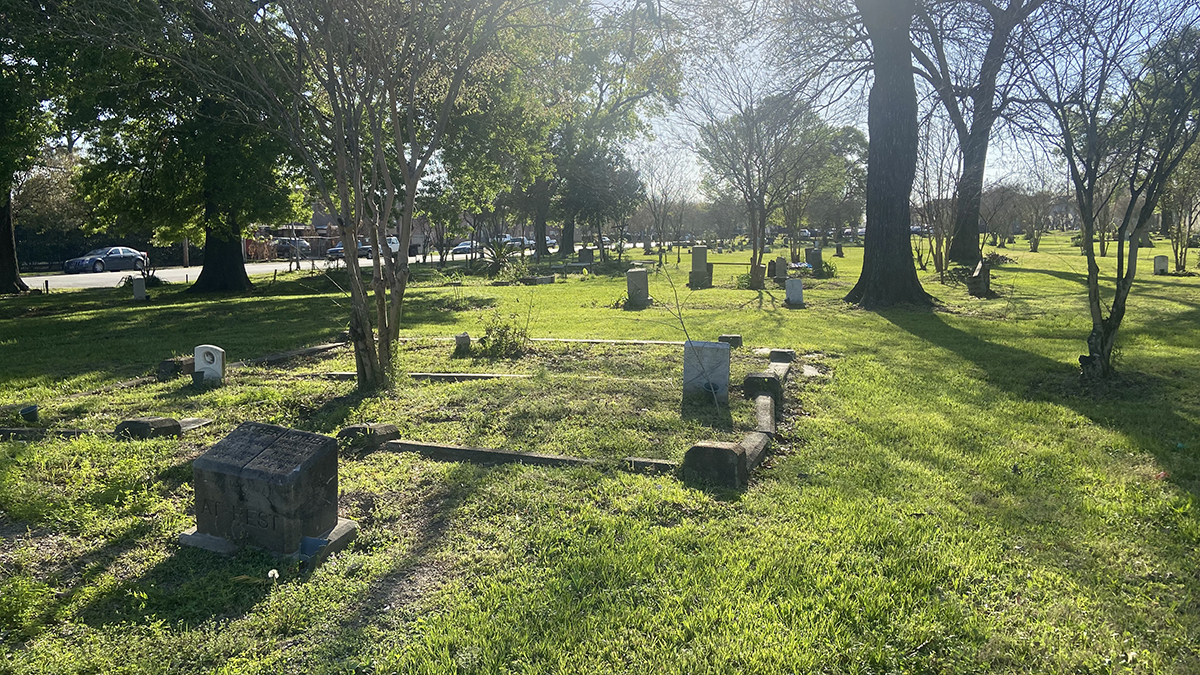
[{"xmin": 188, "ymin": 422, "xmax": 344, "ymax": 555}]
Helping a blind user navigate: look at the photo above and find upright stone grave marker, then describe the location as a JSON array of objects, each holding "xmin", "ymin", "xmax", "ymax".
[
  {"xmin": 194, "ymin": 345, "xmax": 226, "ymax": 383},
  {"xmin": 1154, "ymin": 255, "xmax": 1169, "ymax": 275},
  {"xmin": 786, "ymin": 278, "xmax": 805, "ymax": 307},
  {"xmin": 181, "ymin": 422, "xmax": 356, "ymax": 557},
  {"xmin": 805, "ymin": 247, "xmax": 823, "ymax": 270},
  {"xmin": 775, "ymin": 256, "xmax": 788, "ymax": 282},
  {"xmin": 578, "ymin": 247, "xmax": 595, "ymax": 265},
  {"xmin": 689, "ymin": 246, "xmax": 710, "ymax": 288},
  {"xmin": 626, "ymin": 268, "xmax": 650, "ymax": 307},
  {"xmin": 132, "ymin": 277, "xmax": 148, "ymax": 301},
  {"xmin": 682, "ymin": 340, "xmax": 731, "ymax": 405}
]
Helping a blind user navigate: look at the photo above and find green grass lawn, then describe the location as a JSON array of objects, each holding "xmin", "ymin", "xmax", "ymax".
[{"xmin": 1, "ymin": 233, "xmax": 1198, "ymax": 673}]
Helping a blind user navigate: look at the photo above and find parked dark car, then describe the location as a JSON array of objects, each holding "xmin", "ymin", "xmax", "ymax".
[
  {"xmin": 64, "ymin": 246, "xmax": 149, "ymax": 273},
  {"xmin": 450, "ymin": 241, "xmax": 482, "ymax": 256},
  {"xmin": 327, "ymin": 241, "xmax": 371, "ymax": 260},
  {"xmin": 271, "ymin": 238, "xmax": 311, "ymax": 259}
]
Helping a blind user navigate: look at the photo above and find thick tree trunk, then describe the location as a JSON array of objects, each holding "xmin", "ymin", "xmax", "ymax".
[
  {"xmin": 187, "ymin": 221, "xmax": 252, "ymax": 293},
  {"xmin": 561, "ymin": 214, "xmax": 576, "ymax": 256},
  {"xmin": 845, "ymin": 0, "xmax": 931, "ymax": 308},
  {"xmin": 0, "ymin": 189, "xmax": 28, "ymax": 294}
]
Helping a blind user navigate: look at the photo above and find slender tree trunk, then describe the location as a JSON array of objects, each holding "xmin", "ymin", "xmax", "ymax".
[
  {"xmin": 533, "ymin": 178, "xmax": 550, "ymax": 257},
  {"xmin": 845, "ymin": 0, "xmax": 931, "ymax": 307},
  {"xmin": 0, "ymin": 188, "xmax": 28, "ymax": 294},
  {"xmin": 947, "ymin": 139, "xmax": 987, "ymax": 265}
]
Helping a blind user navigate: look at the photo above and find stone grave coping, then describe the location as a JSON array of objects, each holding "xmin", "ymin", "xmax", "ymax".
[
  {"xmin": 717, "ymin": 334, "xmax": 743, "ymax": 348},
  {"xmin": 385, "ymin": 440, "xmax": 678, "ymax": 475},
  {"xmin": 337, "ymin": 423, "xmax": 400, "ymax": 451},
  {"xmin": 0, "ymin": 428, "xmax": 93, "ymax": 442},
  {"xmin": 358, "ymin": 346, "xmax": 804, "ymax": 490},
  {"xmin": 682, "ymin": 349, "xmax": 795, "ymax": 490}
]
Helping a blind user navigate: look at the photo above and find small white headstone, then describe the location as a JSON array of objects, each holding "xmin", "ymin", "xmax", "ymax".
[
  {"xmin": 1154, "ymin": 255, "xmax": 1169, "ymax": 275},
  {"xmin": 132, "ymin": 277, "xmax": 147, "ymax": 301},
  {"xmin": 683, "ymin": 340, "xmax": 730, "ymax": 405},
  {"xmin": 194, "ymin": 345, "xmax": 226, "ymax": 382},
  {"xmin": 786, "ymin": 278, "xmax": 805, "ymax": 307}
]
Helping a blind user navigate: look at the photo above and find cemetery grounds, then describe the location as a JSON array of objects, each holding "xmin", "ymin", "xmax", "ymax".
[{"xmin": 1, "ymin": 233, "xmax": 1198, "ymax": 673}]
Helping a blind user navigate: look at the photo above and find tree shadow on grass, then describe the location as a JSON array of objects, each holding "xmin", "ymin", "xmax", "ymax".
[
  {"xmin": 75, "ymin": 543, "xmax": 281, "ymax": 629},
  {"xmin": 880, "ymin": 308, "xmax": 1200, "ymax": 500}
]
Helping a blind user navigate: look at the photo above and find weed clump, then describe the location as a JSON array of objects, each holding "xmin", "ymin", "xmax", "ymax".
[{"xmin": 476, "ymin": 312, "xmax": 528, "ymax": 358}]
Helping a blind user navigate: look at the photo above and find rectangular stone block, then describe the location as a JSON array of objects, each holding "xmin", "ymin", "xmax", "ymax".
[
  {"xmin": 578, "ymin": 247, "xmax": 595, "ymax": 264},
  {"xmin": 682, "ymin": 441, "xmax": 747, "ymax": 489},
  {"xmin": 805, "ymin": 247, "xmax": 823, "ymax": 269},
  {"xmin": 691, "ymin": 245, "xmax": 708, "ymax": 273},
  {"xmin": 192, "ymin": 422, "xmax": 339, "ymax": 555},
  {"xmin": 683, "ymin": 340, "xmax": 731, "ymax": 405},
  {"xmin": 626, "ymin": 268, "xmax": 649, "ymax": 306},
  {"xmin": 116, "ymin": 417, "xmax": 182, "ymax": 439},
  {"xmin": 775, "ymin": 256, "xmax": 788, "ymax": 281},
  {"xmin": 132, "ymin": 277, "xmax": 147, "ymax": 300},
  {"xmin": 1154, "ymin": 255, "xmax": 1169, "ymax": 275},
  {"xmin": 717, "ymin": 334, "xmax": 742, "ymax": 348}
]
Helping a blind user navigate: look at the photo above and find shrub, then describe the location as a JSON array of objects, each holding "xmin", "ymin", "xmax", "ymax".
[{"xmin": 476, "ymin": 312, "xmax": 527, "ymax": 359}]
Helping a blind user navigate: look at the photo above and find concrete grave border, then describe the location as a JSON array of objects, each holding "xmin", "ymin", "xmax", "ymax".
[{"xmin": 345, "ymin": 345, "xmax": 804, "ymax": 487}]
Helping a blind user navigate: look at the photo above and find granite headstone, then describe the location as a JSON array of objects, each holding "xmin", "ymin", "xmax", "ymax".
[{"xmin": 183, "ymin": 422, "xmax": 355, "ymax": 556}]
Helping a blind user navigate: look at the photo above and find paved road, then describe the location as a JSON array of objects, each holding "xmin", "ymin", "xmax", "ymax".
[
  {"xmin": 21, "ymin": 260, "xmax": 334, "ymax": 291},
  {"xmin": 21, "ymin": 244, "xmax": 639, "ymax": 291}
]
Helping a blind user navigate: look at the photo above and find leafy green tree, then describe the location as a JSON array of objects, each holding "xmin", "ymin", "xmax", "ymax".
[
  {"xmin": 0, "ymin": 2, "xmax": 54, "ymax": 294},
  {"xmin": 560, "ymin": 145, "xmax": 645, "ymax": 262},
  {"xmin": 78, "ymin": 94, "xmax": 298, "ymax": 291},
  {"xmin": 1018, "ymin": 5, "xmax": 1200, "ymax": 378}
]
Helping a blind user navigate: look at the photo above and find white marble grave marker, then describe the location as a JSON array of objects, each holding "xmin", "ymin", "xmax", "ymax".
[
  {"xmin": 683, "ymin": 340, "xmax": 730, "ymax": 405},
  {"xmin": 132, "ymin": 277, "xmax": 147, "ymax": 300},
  {"xmin": 195, "ymin": 344, "xmax": 226, "ymax": 382},
  {"xmin": 1154, "ymin": 255, "xmax": 1169, "ymax": 275},
  {"xmin": 786, "ymin": 278, "xmax": 805, "ymax": 307}
]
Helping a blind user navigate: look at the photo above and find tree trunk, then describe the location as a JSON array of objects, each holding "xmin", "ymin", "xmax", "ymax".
[
  {"xmin": 0, "ymin": 188, "xmax": 28, "ymax": 295},
  {"xmin": 845, "ymin": 0, "xmax": 932, "ymax": 308},
  {"xmin": 533, "ymin": 179, "xmax": 550, "ymax": 257},
  {"xmin": 187, "ymin": 220, "xmax": 252, "ymax": 293},
  {"xmin": 561, "ymin": 214, "xmax": 576, "ymax": 256}
]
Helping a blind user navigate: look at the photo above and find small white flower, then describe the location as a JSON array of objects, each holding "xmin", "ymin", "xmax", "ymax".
[{"xmin": 267, "ymin": 569, "xmax": 279, "ymax": 580}]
